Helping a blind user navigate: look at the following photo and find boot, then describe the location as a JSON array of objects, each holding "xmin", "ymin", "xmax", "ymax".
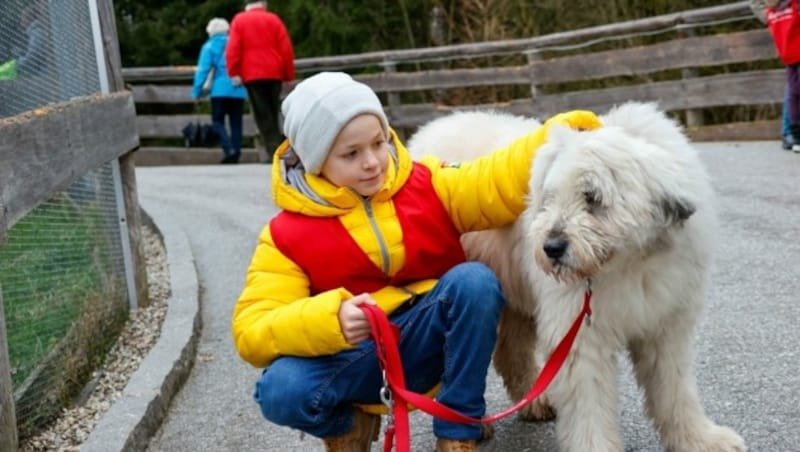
[
  {"xmin": 479, "ymin": 422, "xmax": 494, "ymax": 442},
  {"xmin": 435, "ymin": 438, "xmax": 477, "ymax": 452},
  {"xmin": 782, "ymin": 134, "xmax": 795, "ymax": 151},
  {"xmin": 433, "ymin": 421, "xmax": 491, "ymax": 451},
  {"xmin": 789, "ymin": 124, "xmax": 800, "ymax": 153},
  {"xmin": 322, "ymin": 410, "xmax": 380, "ymax": 452}
]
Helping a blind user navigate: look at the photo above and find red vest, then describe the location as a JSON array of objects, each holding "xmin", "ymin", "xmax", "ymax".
[
  {"xmin": 767, "ymin": 0, "xmax": 800, "ymax": 65},
  {"xmin": 270, "ymin": 163, "xmax": 466, "ymax": 295}
]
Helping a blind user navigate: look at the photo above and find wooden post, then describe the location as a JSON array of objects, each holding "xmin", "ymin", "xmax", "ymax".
[
  {"xmin": 526, "ymin": 49, "xmax": 542, "ymax": 113},
  {"xmin": 429, "ymin": 6, "xmax": 447, "ymax": 104},
  {"xmin": 0, "ymin": 287, "xmax": 18, "ymax": 452},
  {"xmin": 381, "ymin": 61, "xmax": 403, "ymax": 138},
  {"xmin": 679, "ymin": 27, "xmax": 703, "ymax": 128},
  {"xmin": 1, "ymin": 170, "xmax": 18, "ymax": 450},
  {"xmin": 97, "ymin": 0, "xmax": 149, "ymax": 307},
  {"xmin": 382, "ymin": 61, "xmax": 402, "ymax": 112}
]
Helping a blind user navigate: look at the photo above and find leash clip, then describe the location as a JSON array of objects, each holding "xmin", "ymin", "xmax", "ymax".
[
  {"xmin": 584, "ymin": 278, "xmax": 593, "ymax": 327},
  {"xmin": 380, "ymin": 371, "xmax": 394, "ymax": 425}
]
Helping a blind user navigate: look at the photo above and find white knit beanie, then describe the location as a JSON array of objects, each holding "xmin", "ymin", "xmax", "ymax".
[
  {"xmin": 205, "ymin": 18, "xmax": 229, "ymax": 36},
  {"xmin": 281, "ymin": 72, "xmax": 389, "ymax": 175}
]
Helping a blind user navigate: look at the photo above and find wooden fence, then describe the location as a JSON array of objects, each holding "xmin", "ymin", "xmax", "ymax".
[
  {"xmin": 123, "ymin": 1, "xmax": 783, "ymax": 162},
  {"xmin": 0, "ymin": 0, "xmax": 145, "ymax": 449}
]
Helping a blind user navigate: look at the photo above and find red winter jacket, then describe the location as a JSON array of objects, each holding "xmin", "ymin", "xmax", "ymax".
[
  {"xmin": 226, "ymin": 6, "xmax": 295, "ymax": 83},
  {"xmin": 767, "ymin": 0, "xmax": 800, "ymax": 65}
]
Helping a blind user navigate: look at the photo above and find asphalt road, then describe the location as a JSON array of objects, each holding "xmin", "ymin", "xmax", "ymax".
[{"xmin": 136, "ymin": 141, "xmax": 800, "ymax": 452}]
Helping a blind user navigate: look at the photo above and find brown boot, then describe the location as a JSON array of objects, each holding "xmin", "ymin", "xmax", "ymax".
[
  {"xmin": 479, "ymin": 422, "xmax": 494, "ymax": 442},
  {"xmin": 322, "ymin": 410, "xmax": 381, "ymax": 452},
  {"xmin": 435, "ymin": 438, "xmax": 477, "ymax": 452}
]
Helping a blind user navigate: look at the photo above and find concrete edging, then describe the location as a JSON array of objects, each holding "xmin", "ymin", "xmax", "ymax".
[
  {"xmin": 81, "ymin": 206, "xmax": 201, "ymax": 452},
  {"xmin": 133, "ymin": 147, "xmax": 264, "ymax": 166}
]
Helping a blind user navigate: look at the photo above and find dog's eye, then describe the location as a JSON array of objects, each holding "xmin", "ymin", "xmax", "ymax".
[{"xmin": 583, "ymin": 189, "xmax": 601, "ymax": 207}]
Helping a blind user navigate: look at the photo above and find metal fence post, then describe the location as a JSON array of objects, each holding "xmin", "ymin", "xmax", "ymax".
[
  {"xmin": 95, "ymin": 0, "xmax": 148, "ymax": 308},
  {"xmin": 0, "ymin": 286, "xmax": 19, "ymax": 452}
]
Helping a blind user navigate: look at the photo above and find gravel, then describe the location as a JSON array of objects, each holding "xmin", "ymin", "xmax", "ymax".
[{"xmin": 20, "ymin": 225, "xmax": 170, "ymax": 452}]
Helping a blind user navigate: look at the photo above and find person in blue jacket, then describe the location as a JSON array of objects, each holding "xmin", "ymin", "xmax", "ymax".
[{"xmin": 192, "ymin": 18, "xmax": 248, "ymax": 164}]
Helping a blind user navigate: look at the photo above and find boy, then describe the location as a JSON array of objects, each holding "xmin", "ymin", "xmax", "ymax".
[{"xmin": 232, "ymin": 72, "xmax": 600, "ymax": 451}]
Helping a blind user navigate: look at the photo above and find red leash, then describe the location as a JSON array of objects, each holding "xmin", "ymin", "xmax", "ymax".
[{"xmin": 360, "ymin": 288, "xmax": 593, "ymax": 452}]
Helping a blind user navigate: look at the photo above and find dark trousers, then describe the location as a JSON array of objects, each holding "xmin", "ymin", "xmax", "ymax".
[
  {"xmin": 210, "ymin": 97, "xmax": 244, "ymax": 162},
  {"xmin": 245, "ymin": 80, "xmax": 283, "ymax": 161}
]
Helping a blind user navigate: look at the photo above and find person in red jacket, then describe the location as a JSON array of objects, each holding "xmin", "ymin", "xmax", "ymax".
[
  {"xmin": 226, "ymin": 1, "xmax": 295, "ymax": 161},
  {"xmin": 764, "ymin": 0, "xmax": 800, "ymax": 152}
]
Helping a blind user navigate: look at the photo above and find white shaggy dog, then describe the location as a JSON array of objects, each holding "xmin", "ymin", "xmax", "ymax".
[{"xmin": 407, "ymin": 103, "xmax": 746, "ymax": 452}]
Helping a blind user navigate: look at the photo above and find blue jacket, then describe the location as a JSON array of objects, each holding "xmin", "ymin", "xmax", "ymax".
[{"xmin": 192, "ymin": 34, "xmax": 247, "ymax": 100}]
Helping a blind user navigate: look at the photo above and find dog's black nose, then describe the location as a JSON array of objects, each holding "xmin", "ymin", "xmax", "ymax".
[{"xmin": 543, "ymin": 238, "xmax": 568, "ymax": 259}]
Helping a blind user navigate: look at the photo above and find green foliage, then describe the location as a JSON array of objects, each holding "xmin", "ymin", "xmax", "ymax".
[
  {"xmin": 441, "ymin": 0, "xmax": 735, "ymax": 45},
  {"xmin": 280, "ymin": 0, "xmax": 432, "ymax": 57},
  {"xmin": 115, "ymin": 0, "xmax": 738, "ymax": 67},
  {"xmin": 115, "ymin": 0, "xmax": 243, "ymax": 66},
  {"xmin": 114, "ymin": 0, "xmax": 434, "ymax": 66}
]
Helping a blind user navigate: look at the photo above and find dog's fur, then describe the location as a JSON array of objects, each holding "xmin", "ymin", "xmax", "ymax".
[{"xmin": 407, "ymin": 104, "xmax": 746, "ymax": 452}]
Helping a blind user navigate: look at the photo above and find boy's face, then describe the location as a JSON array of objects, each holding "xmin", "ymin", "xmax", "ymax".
[{"xmin": 320, "ymin": 114, "xmax": 389, "ymax": 197}]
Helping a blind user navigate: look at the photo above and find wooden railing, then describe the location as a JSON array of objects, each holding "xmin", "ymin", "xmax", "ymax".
[{"xmin": 123, "ymin": 1, "xmax": 782, "ymax": 158}]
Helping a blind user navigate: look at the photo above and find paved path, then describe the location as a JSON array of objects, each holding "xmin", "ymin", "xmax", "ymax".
[{"xmin": 136, "ymin": 142, "xmax": 799, "ymax": 452}]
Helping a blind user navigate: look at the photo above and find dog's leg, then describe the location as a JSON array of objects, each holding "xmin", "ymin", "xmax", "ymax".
[
  {"xmin": 548, "ymin": 329, "xmax": 624, "ymax": 452},
  {"xmin": 493, "ymin": 307, "xmax": 555, "ymax": 421},
  {"xmin": 628, "ymin": 312, "xmax": 746, "ymax": 452}
]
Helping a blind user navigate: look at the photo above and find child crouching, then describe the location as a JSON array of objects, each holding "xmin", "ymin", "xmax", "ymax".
[{"xmin": 232, "ymin": 71, "xmax": 601, "ymax": 451}]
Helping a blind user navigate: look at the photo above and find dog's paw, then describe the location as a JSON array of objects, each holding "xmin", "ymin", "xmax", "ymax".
[
  {"xmin": 518, "ymin": 396, "xmax": 556, "ymax": 422},
  {"xmin": 479, "ymin": 422, "xmax": 495, "ymax": 442},
  {"xmin": 667, "ymin": 424, "xmax": 746, "ymax": 452}
]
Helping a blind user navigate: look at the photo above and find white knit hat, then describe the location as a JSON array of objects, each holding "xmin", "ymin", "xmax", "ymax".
[
  {"xmin": 281, "ymin": 72, "xmax": 389, "ymax": 175},
  {"xmin": 205, "ymin": 18, "xmax": 229, "ymax": 36}
]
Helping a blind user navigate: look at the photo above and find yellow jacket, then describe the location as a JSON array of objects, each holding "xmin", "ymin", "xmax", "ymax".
[{"xmin": 233, "ymin": 111, "xmax": 601, "ymax": 368}]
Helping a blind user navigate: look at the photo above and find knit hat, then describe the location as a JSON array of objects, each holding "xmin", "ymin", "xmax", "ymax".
[
  {"xmin": 281, "ymin": 72, "xmax": 389, "ymax": 175},
  {"xmin": 205, "ymin": 18, "xmax": 229, "ymax": 36}
]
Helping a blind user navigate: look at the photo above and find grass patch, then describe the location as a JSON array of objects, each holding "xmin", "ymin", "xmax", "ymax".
[{"xmin": 0, "ymin": 194, "xmax": 128, "ymax": 437}]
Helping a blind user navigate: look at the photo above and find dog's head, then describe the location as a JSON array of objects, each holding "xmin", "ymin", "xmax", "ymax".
[{"xmin": 524, "ymin": 102, "xmax": 712, "ymax": 282}]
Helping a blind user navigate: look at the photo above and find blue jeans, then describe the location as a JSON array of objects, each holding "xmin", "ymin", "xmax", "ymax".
[
  {"xmin": 210, "ymin": 97, "xmax": 244, "ymax": 160},
  {"xmin": 787, "ymin": 65, "xmax": 800, "ymax": 132},
  {"xmin": 783, "ymin": 85, "xmax": 791, "ymax": 137},
  {"xmin": 253, "ymin": 262, "xmax": 505, "ymax": 440}
]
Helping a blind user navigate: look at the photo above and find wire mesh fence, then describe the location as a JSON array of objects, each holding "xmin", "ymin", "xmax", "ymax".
[{"xmin": 0, "ymin": 0, "xmax": 132, "ymax": 439}]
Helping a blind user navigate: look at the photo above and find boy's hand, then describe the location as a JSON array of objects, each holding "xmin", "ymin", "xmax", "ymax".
[
  {"xmin": 545, "ymin": 110, "xmax": 602, "ymax": 132},
  {"xmin": 519, "ymin": 110, "xmax": 602, "ymax": 156},
  {"xmin": 338, "ymin": 293, "xmax": 377, "ymax": 345}
]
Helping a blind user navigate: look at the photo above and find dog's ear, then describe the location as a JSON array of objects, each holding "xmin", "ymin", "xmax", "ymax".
[
  {"xmin": 533, "ymin": 123, "xmax": 577, "ymax": 176},
  {"xmin": 659, "ymin": 195, "xmax": 695, "ymax": 226}
]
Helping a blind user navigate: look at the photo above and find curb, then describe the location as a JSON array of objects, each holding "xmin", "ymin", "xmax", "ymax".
[
  {"xmin": 81, "ymin": 205, "xmax": 201, "ymax": 452},
  {"xmin": 133, "ymin": 147, "xmax": 263, "ymax": 166}
]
